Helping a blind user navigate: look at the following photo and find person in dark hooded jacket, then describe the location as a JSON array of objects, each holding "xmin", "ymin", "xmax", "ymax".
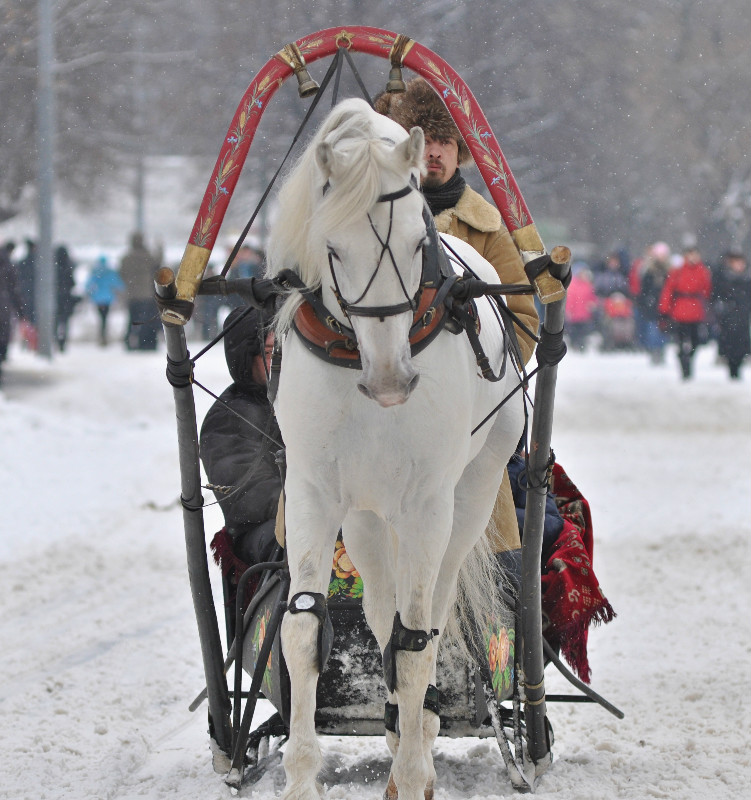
[
  {"xmin": 712, "ymin": 250, "xmax": 751, "ymax": 379},
  {"xmin": 199, "ymin": 306, "xmax": 282, "ymax": 568},
  {"xmin": 0, "ymin": 242, "xmax": 24, "ymax": 384}
]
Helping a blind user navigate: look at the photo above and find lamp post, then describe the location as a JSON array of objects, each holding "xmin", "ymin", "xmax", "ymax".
[{"xmin": 36, "ymin": 0, "xmax": 56, "ymax": 358}]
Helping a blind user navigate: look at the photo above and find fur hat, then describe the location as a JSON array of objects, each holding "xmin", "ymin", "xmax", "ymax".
[{"xmin": 375, "ymin": 78, "xmax": 472, "ymax": 165}]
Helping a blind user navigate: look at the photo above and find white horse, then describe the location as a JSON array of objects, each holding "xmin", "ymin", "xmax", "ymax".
[{"xmin": 267, "ymin": 98, "xmax": 525, "ymax": 800}]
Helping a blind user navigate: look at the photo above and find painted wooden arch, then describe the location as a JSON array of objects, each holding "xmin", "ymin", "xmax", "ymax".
[{"xmin": 174, "ymin": 25, "xmax": 545, "ymax": 308}]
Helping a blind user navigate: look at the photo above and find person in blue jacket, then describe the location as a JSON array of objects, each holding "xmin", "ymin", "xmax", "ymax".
[
  {"xmin": 505, "ymin": 446, "xmax": 565, "ymax": 589},
  {"xmin": 85, "ymin": 256, "xmax": 125, "ymax": 346}
]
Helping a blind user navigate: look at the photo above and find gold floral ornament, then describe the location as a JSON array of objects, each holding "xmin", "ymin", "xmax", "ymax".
[
  {"xmin": 334, "ymin": 29, "xmax": 355, "ymax": 49},
  {"xmin": 297, "ymin": 36, "xmax": 324, "ymax": 56},
  {"xmin": 368, "ymin": 31, "xmax": 400, "ymax": 52}
]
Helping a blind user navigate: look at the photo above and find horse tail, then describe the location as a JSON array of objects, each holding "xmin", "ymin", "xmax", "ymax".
[{"xmin": 441, "ymin": 524, "xmax": 511, "ymax": 668}]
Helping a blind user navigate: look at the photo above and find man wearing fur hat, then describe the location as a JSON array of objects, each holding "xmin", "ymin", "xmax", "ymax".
[
  {"xmin": 376, "ymin": 78, "xmax": 538, "ymax": 361},
  {"xmin": 377, "ymin": 78, "xmax": 539, "ymax": 597}
]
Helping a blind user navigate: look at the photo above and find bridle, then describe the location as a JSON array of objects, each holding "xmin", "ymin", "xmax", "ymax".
[{"xmin": 325, "ymin": 175, "xmax": 422, "ymax": 323}]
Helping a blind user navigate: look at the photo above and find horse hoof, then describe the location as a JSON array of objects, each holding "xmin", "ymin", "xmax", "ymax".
[
  {"xmin": 281, "ymin": 781, "xmax": 323, "ymax": 800},
  {"xmin": 383, "ymin": 774, "xmax": 434, "ymax": 800},
  {"xmin": 384, "ymin": 774, "xmax": 398, "ymax": 800}
]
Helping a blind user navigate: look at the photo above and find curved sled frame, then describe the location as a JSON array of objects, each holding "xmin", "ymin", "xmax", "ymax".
[
  {"xmin": 162, "ymin": 25, "xmax": 560, "ymax": 322},
  {"xmin": 159, "ymin": 25, "xmax": 570, "ymax": 782}
]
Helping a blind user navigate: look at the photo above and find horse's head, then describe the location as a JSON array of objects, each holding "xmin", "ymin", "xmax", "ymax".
[{"xmin": 312, "ymin": 101, "xmax": 427, "ymax": 407}]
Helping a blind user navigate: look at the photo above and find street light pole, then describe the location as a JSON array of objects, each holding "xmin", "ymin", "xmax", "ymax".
[
  {"xmin": 133, "ymin": 14, "xmax": 147, "ymax": 236},
  {"xmin": 36, "ymin": 0, "xmax": 57, "ymax": 358}
]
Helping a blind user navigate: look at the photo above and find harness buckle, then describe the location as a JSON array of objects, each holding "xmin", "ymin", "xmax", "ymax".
[
  {"xmin": 421, "ymin": 307, "xmax": 436, "ymax": 328},
  {"xmin": 326, "ymin": 315, "xmax": 344, "ymax": 335}
]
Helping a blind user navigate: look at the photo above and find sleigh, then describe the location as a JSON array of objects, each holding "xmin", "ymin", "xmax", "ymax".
[{"xmin": 156, "ymin": 26, "xmax": 622, "ymax": 795}]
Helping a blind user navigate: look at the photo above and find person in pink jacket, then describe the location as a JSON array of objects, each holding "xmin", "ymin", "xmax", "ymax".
[{"xmin": 565, "ymin": 263, "xmax": 598, "ymax": 351}]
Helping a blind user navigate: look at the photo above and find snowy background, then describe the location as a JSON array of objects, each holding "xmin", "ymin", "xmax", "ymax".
[{"xmin": 1, "ymin": 306, "xmax": 749, "ymax": 800}]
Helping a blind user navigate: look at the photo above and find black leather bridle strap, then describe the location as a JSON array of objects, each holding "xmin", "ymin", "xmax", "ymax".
[
  {"xmin": 408, "ymin": 272, "xmax": 459, "ymax": 337},
  {"xmin": 328, "ymin": 181, "xmax": 421, "ymax": 321},
  {"xmin": 377, "ymin": 182, "xmax": 415, "ymax": 203}
]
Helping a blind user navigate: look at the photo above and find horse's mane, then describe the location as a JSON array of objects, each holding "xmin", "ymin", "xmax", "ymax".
[{"xmin": 266, "ymin": 99, "xmax": 410, "ymax": 330}]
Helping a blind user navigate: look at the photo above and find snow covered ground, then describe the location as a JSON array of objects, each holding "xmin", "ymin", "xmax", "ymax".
[{"xmin": 1, "ymin": 307, "xmax": 749, "ymax": 800}]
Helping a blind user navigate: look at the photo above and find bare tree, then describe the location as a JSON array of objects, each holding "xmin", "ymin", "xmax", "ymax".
[{"xmin": 1, "ymin": 0, "xmax": 748, "ymax": 258}]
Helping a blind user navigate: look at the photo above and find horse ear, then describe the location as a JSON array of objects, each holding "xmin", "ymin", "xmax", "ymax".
[
  {"xmin": 400, "ymin": 126, "xmax": 424, "ymax": 168},
  {"xmin": 316, "ymin": 142, "xmax": 334, "ymax": 179}
]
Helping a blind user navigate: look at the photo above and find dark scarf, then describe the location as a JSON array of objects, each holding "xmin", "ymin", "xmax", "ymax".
[{"xmin": 422, "ymin": 169, "xmax": 466, "ymax": 215}]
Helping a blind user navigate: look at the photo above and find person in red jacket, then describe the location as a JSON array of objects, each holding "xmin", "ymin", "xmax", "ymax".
[{"xmin": 658, "ymin": 245, "xmax": 712, "ymax": 378}]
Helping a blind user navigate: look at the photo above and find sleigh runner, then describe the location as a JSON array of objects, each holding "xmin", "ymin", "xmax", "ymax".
[{"xmin": 156, "ymin": 26, "xmax": 621, "ymax": 796}]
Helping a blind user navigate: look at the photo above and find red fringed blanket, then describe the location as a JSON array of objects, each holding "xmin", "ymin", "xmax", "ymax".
[{"xmin": 543, "ymin": 463, "xmax": 616, "ymax": 683}]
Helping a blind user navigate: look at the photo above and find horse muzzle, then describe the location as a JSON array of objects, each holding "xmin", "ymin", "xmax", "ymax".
[{"xmin": 357, "ymin": 368, "xmax": 420, "ymax": 407}]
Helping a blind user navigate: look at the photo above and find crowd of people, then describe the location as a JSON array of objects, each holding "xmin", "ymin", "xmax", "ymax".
[
  {"xmin": 1, "ymin": 230, "xmax": 748, "ymax": 385},
  {"xmin": 0, "ymin": 231, "xmax": 171, "ymax": 379},
  {"xmin": 565, "ymin": 241, "xmax": 751, "ymax": 380}
]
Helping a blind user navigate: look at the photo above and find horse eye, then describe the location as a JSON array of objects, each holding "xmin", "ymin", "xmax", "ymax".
[{"xmin": 415, "ymin": 236, "xmax": 428, "ymax": 255}]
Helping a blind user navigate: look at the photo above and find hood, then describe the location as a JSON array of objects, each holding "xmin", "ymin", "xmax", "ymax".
[{"xmin": 223, "ymin": 307, "xmax": 273, "ymax": 390}]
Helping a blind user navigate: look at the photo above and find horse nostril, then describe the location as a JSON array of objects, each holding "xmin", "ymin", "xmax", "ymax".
[
  {"xmin": 407, "ymin": 373, "xmax": 420, "ymax": 395},
  {"xmin": 357, "ymin": 382, "xmax": 373, "ymax": 399}
]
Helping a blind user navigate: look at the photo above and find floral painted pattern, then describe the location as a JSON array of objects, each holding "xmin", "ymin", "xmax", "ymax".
[
  {"xmin": 251, "ymin": 607, "xmax": 275, "ymax": 698},
  {"xmin": 485, "ymin": 619, "xmax": 515, "ymax": 700},
  {"xmin": 192, "ymin": 73, "xmax": 282, "ymax": 248},
  {"xmin": 328, "ymin": 538, "xmax": 363, "ymax": 599}
]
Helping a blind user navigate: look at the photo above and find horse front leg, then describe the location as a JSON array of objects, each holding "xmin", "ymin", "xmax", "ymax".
[
  {"xmin": 280, "ymin": 481, "xmax": 342, "ymax": 800},
  {"xmin": 337, "ymin": 513, "xmax": 407, "ymax": 796},
  {"xmin": 386, "ymin": 500, "xmax": 453, "ymax": 800}
]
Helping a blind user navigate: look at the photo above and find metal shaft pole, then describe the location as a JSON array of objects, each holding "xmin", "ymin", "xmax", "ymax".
[
  {"xmin": 520, "ymin": 247, "xmax": 571, "ymax": 769},
  {"xmin": 156, "ymin": 271, "xmax": 232, "ymax": 754}
]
